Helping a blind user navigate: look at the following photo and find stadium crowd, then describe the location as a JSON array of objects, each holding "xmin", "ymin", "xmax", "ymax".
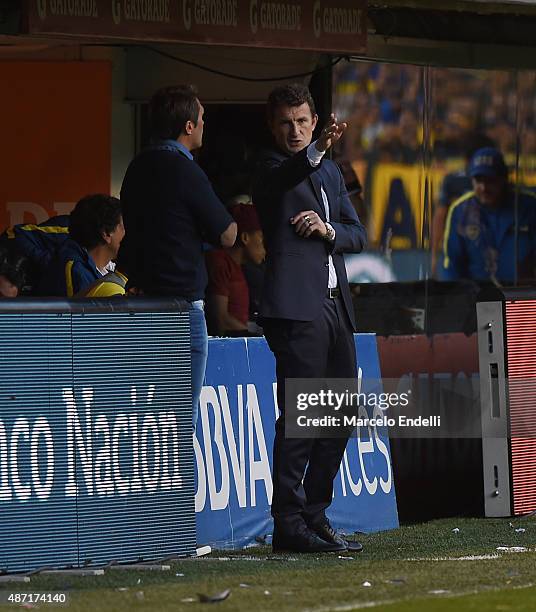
[
  {"xmin": 333, "ymin": 62, "xmax": 536, "ymax": 164},
  {"xmin": 331, "ymin": 61, "xmax": 536, "ymax": 283}
]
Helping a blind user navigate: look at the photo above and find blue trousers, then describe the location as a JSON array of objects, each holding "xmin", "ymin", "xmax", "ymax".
[{"xmin": 189, "ymin": 300, "xmax": 208, "ymax": 430}]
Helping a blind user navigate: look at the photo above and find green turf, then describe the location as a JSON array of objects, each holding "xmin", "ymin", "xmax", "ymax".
[
  {"xmin": 0, "ymin": 517, "xmax": 534, "ymax": 611},
  {"xmin": 375, "ymin": 586, "xmax": 536, "ymax": 611}
]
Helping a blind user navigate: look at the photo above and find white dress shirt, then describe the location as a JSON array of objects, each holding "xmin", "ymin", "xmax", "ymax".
[{"xmin": 306, "ymin": 142, "xmax": 338, "ymax": 289}]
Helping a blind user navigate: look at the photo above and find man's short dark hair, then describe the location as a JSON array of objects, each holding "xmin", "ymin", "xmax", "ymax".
[
  {"xmin": 149, "ymin": 85, "xmax": 200, "ymax": 140},
  {"xmin": 267, "ymin": 83, "xmax": 316, "ymax": 122},
  {"xmin": 69, "ymin": 194, "xmax": 122, "ymax": 251},
  {"xmin": 0, "ymin": 245, "xmax": 27, "ymax": 291}
]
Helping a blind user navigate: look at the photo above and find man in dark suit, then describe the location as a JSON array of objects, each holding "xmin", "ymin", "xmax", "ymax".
[{"xmin": 253, "ymin": 84, "xmax": 367, "ymax": 553}]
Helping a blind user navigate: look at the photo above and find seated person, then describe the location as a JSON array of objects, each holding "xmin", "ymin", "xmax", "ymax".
[
  {"xmin": 39, "ymin": 194, "xmax": 127, "ymax": 297},
  {"xmin": 431, "ymin": 134, "xmax": 494, "ymax": 275},
  {"xmin": 206, "ymin": 203, "xmax": 265, "ymax": 336},
  {"xmin": 442, "ymin": 147, "xmax": 536, "ymax": 285},
  {"xmin": 0, "ymin": 246, "xmax": 27, "ymax": 298}
]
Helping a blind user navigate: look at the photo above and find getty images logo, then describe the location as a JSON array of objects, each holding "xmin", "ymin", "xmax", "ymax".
[{"xmin": 0, "ymin": 385, "xmax": 184, "ymax": 502}]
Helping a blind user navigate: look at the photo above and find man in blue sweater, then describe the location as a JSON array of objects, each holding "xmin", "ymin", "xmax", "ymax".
[{"xmin": 119, "ymin": 85, "xmax": 237, "ymax": 429}]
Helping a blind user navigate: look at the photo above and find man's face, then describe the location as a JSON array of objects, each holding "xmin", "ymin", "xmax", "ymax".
[
  {"xmin": 243, "ymin": 230, "xmax": 266, "ymax": 265},
  {"xmin": 472, "ymin": 175, "xmax": 506, "ymax": 208},
  {"xmin": 190, "ymin": 100, "xmax": 205, "ymax": 150},
  {"xmin": 0, "ymin": 275, "xmax": 18, "ymax": 298},
  {"xmin": 269, "ymin": 103, "xmax": 318, "ymax": 155},
  {"xmin": 105, "ymin": 216, "xmax": 126, "ymax": 259}
]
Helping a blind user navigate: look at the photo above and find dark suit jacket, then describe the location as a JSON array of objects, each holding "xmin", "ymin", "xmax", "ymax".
[{"xmin": 253, "ymin": 146, "xmax": 367, "ymax": 328}]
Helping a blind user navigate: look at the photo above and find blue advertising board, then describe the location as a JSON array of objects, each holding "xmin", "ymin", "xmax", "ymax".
[
  {"xmin": 0, "ymin": 301, "xmax": 397, "ymax": 571},
  {"xmin": 195, "ymin": 334, "xmax": 399, "ymax": 548},
  {"xmin": 0, "ymin": 306, "xmax": 196, "ymax": 573}
]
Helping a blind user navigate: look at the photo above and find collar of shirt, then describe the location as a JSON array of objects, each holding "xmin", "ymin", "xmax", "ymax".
[
  {"xmin": 151, "ymin": 138, "xmax": 194, "ymax": 161},
  {"xmin": 80, "ymin": 247, "xmax": 104, "ymax": 276}
]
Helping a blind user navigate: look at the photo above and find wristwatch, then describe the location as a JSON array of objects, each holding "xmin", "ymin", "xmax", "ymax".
[{"xmin": 324, "ymin": 222, "xmax": 336, "ymax": 242}]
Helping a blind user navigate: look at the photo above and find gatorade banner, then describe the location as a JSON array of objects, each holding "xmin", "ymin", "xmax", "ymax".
[{"xmin": 25, "ymin": 0, "xmax": 367, "ymax": 54}]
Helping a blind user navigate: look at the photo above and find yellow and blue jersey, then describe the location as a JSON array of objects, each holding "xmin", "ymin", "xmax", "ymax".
[
  {"xmin": 2, "ymin": 215, "xmax": 70, "ymax": 264},
  {"xmin": 37, "ymin": 238, "xmax": 127, "ymax": 298},
  {"xmin": 0, "ymin": 216, "xmax": 70, "ymax": 290},
  {"xmin": 442, "ymin": 189, "xmax": 536, "ymax": 283}
]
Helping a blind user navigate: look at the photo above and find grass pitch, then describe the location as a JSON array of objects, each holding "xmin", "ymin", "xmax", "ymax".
[{"xmin": 1, "ymin": 517, "xmax": 535, "ymax": 611}]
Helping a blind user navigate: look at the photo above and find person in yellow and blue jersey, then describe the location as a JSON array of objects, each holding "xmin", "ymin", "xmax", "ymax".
[
  {"xmin": 442, "ymin": 147, "xmax": 536, "ymax": 285},
  {"xmin": 38, "ymin": 194, "xmax": 126, "ymax": 297}
]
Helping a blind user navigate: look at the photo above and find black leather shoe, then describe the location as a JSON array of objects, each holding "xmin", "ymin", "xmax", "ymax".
[
  {"xmin": 272, "ymin": 527, "xmax": 347, "ymax": 553},
  {"xmin": 311, "ymin": 522, "xmax": 363, "ymax": 553}
]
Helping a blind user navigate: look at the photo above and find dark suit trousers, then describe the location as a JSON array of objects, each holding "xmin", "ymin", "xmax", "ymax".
[{"xmin": 263, "ymin": 296, "xmax": 357, "ymax": 533}]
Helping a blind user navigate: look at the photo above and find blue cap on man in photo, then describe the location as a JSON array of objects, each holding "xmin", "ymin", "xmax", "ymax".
[{"xmin": 468, "ymin": 147, "xmax": 508, "ymax": 178}]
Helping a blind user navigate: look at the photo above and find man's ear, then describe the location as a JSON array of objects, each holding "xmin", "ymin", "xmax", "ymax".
[
  {"xmin": 312, "ymin": 114, "xmax": 318, "ymax": 130},
  {"xmin": 102, "ymin": 231, "xmax": 112, "ymax": 245},
  {"xmin": 240, "ymin": 231, "xmax": 250, "ymax": 245},
  {"xmin": 185, "ymin": 120, "xmax": 194, "ymax": 135}
]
